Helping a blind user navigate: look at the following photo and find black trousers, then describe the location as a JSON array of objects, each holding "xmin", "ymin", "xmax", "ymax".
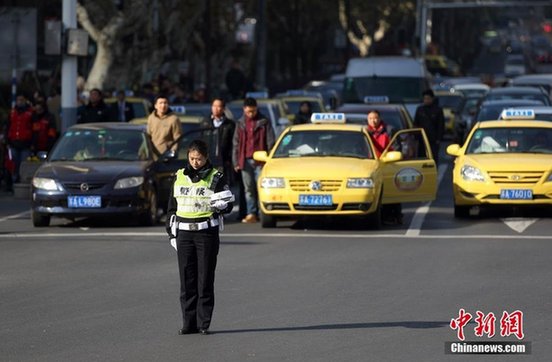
[{"xmin": 176, "ymin": 226, "xmax": 220, "ymax": 330}]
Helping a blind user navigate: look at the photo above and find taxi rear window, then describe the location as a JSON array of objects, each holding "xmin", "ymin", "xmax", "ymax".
[{"xmin": 273, "ymin": 130, "xmax": 374, "ymax": 159}]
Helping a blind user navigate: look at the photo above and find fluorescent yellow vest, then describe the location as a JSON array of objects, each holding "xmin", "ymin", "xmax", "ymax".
[{"xmin": 173, "ymin": 168, "xmax": 219, "ymax": 218}]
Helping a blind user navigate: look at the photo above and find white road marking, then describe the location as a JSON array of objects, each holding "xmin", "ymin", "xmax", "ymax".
[
  {"xmin": 0, "ymin": 232, "xmax": 551, "ymax": 240},
  {"xmin": 501, "ymin": 218, "xmax": 539, "ymax": 233},
  {"xmin": 405, "ymin": 164, "xmax": 448, "ymax": 236},
  {"xmin": 0, "ymin": 210, "xmax": 30, "ymax": 223}
]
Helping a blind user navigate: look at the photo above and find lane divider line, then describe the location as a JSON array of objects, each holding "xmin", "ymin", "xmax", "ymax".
[
  {"xmin": 0, "ymin": 210, "xmax": 30, "ymax": 223},
  {"xmin": 405, "ymin": 164, "xmax": 448, "ymax": 237},
  {"xmin": 0, "ymin": 232, "xmax": 551, "ymax": 240}
]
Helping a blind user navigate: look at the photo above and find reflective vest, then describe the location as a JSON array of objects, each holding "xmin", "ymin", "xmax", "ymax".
[{"xmin": 173, "ymin": 168, "xmax": 221, "ymax": 219}]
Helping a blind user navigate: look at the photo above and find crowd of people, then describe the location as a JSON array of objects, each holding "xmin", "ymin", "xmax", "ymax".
[{"xmin": 1, "ymin": 92, "xmax": 59, "ymax": 192}]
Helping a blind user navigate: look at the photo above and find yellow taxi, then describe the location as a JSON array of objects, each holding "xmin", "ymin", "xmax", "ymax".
[
  {"xmin": 252, "ymin": 113, "xmax": 438, "ymax": 228},
  {"xmin": 446, "ymin": 109, "xmax": 552, "ymax": 217},
  {"xmin": 434, "ymin": 90, "xmax": 465, "ymax": 137}
]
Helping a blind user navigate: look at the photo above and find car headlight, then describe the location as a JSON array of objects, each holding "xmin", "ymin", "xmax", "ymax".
[
  {"xmin": 460, "ymin": 165, "xmax": 485, "ymax": 182},
  {"xmin": 114, "ymin": 176, "xmax": 144, "ymax": 189},
  {"xmin": 547, "ymin": 173, "xmax": 552, "ymax": 182},
  {"xmin": 260, "ymin": 177, "xmax": 285, "ymax": 188},
  {"xmin": 347, "ymin": 178, "xmax": 374, "ymax": 188},
  {"xmin": 32, "ymin": 177, "xmax": 62, "ymax": 191}
]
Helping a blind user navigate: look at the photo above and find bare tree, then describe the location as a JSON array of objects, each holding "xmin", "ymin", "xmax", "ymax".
[
  {"xmin": 338, "ymin": 0, "xmax": 416, "ymax": 56},
  {"xmin": 76, "ymin": 0, "xmax": 125, "ymax": 90},
  {"xmin": 76, "ymin": 0, "xmax": 206, "ymax": 91}
]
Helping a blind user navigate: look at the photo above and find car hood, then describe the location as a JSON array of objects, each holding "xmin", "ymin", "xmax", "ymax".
[
  {"xmin": 463, "ymin": 154, "xmax": 552, "ymax": 172},
  {"xmin": 262, "ymin": 157, "xmax": 379, "ymax": 178},
  {"xmin": 35, "ymin": 161, "xmax": 149, "ymax": 182}
]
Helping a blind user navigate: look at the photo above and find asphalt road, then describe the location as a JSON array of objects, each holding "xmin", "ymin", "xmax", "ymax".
[{"xmin": 1, "ymin": 153, "xmax": 551, "ymax": 361}]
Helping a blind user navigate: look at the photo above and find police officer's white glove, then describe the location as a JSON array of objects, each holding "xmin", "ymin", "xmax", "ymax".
[
  {"xmin": 213, "ymin": 200, "xmax": 228, "ymax": 211},
  {"xmin": 170, "ymin": 238, "xmax": 177, "ymax": 251}
]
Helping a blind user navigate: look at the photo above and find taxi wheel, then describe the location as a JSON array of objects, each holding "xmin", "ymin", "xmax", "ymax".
[
  {"xmin": 140, "ymin": 190, "xmax": 158, "ymax": 226},
  {"xmin": 260, "ymin": 211, "xmax": 276, "ymax": 228},
  {"xmin": 32, "ymin": 210, "xmax": 50, "ymax": 227},
  {"xmin": 454, "ymin": 204, "xmax": 470, "ymax": 218}
]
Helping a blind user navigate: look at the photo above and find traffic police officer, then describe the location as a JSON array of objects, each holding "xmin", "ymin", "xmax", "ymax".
[{"xmin": 166, "ymin": 139, "xmax": 234, "ymax": 335}]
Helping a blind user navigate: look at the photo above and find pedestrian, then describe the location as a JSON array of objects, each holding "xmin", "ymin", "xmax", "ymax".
[
  {"xmin": 366, "ymin": 109, "xmax": 390, "ymax": 158},
  {"xmin": 295, "ymin": 101, "xmax": 312, "ymax": 124},
  {"xmin": 31, "ymin": 103, "xmax": 57, "ymax": 153},
  {"xmin": 201, "ymin": 98, "xmax": 235, "ymax": 181},
  {"xmin": 225, "ymin": 59, "xmax": 247, "ymax": 100},
  {"xmin": 232, "ymin": 97, "xmax": 275, "ymax": 223},
  {"xmin": 111, "ymin": 90, "xmax": 135, "ymax": 122},
  {"xmin": 146, "ymin": 95, "xmax": 182, "ymax": 156},
  {"xmin": 166, "ymin": 139, "xmax": 234, "ymax": 335},
  {"xmin": 76, "ymin": 88, "xmax": 111, "ymax": 123},
  {"xmin": 366, "ymin": 110, "xmax": 403, "ymax": 225},
  {"xmin": 202, "ymin": 98, "xmax": 247, "ymax": 221},
  {"xmin": 6, "ymin": 93, "xmax": 34, "ymax": 188},
  {"xmin": 414, "ymin": 89, "xmax": 444, "ymax": 165}
]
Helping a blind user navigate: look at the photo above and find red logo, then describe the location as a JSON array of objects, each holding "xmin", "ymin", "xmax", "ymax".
[{"xmin": 450, "ymin": 309, "xmax": 524, "ymax": 341}]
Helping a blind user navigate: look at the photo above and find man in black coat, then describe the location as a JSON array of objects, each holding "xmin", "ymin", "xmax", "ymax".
[
  {"xmin": 414, "ymin": 89, "xmax": 445, "ymax": 165},
  {"xmin": 201, "ymin": 98, "xmax": 246, "ymax": 219},
  {"xmin": 110, "ymin": 90, "xmax": 135, "ymax": 122},
  {"xmin": 77, "ymin": 88, "xmax": 111, "ymax": 123}
]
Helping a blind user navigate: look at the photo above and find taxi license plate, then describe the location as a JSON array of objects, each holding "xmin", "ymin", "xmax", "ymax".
[
  {"xmin": 68, "ymin": 196, "xmax": 102, "ymax": 208},
  {"xmin": 499, "ymin": 189, "xmax": 533, "ymax": 200},
  {"xmin": 298, "ymin": 194, "xmax": 332, "ymax": 206}
]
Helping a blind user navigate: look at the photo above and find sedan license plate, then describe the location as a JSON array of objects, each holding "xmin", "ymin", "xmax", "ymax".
[
  {"xmin": 499, "ymin": 189, "xmax": 533, "ymax": 200},
  {"xmin": 298, "ymin": 194, "xmax": 332, "ymax": 206},
  {"xmin": 68, "ymin": 195, "xmax": 102, "ymax": 208}
]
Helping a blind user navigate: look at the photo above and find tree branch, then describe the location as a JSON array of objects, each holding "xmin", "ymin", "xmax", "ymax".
[{"xmin": 76, "ymin": 1, "xmax": 100, "ymax": 41}]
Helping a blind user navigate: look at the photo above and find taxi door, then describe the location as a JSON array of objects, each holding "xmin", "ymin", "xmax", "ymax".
[{"xmin": 380, "ymin": 128, "xmax": 437, "ymax": 204}]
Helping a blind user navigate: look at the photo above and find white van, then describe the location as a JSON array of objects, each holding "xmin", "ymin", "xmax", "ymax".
[{"xmin": 343, "ymin": 56, "xmax": 431, "ymax": 116}]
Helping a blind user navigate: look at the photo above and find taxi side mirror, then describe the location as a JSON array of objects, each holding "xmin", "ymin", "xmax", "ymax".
[
  {"xmin": 446, "ymin": 144, "xmax": 461, "ymax": 157},
  {"xmin": 381, "ymin": 150, "xmax": 402, "ymax": 163},
  {"xmin": 253, "ymin": 150, "xmax": 268, "ymax": 162}
]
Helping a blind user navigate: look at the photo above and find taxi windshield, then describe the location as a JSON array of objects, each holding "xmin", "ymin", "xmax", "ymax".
[
  {"xmin": 272, "ymin": 130, "xmax": 374, "ymax": 159},
  {"xmin": 466, "ymin": 127, "xmax": 552, "ymax": 154},
  {"xmin": 49, "ymin": 129, "xmax": 150, "ymax": 161}
]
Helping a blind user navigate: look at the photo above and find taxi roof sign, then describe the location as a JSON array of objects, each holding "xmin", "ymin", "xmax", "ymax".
[
  {"xmin": 500, "ymin": 108, "xmax": 536, "ymax": 120},
  {"xmin": 246, "ymin": 91, "xmax": 269, "ymax": 99},
  {"xmin": 363, "ymin": 95, "xmax": 389, "ymax": 104},
  {"xmin": 310, "ymin": 113, "xmax": 346, "ymax": 123}
]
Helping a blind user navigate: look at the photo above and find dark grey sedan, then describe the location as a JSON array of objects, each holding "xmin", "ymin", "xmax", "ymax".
[{"xmin": 31, "ymin": 123, "xmax": 188, "ymax": 227}]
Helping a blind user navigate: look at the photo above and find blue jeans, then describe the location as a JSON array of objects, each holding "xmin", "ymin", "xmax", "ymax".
[
  {"xmin": 8, "ymin": 146, "xmax": 31, "ymax": 184},
  {"xmin": 240, "ymin": 158, "xmax": 261, "ymax": 216}
]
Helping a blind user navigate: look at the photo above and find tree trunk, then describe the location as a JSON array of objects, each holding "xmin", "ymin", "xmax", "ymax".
[{"xmin": 85, "ymin": 39, "xmax": 112, "ymax": 90}]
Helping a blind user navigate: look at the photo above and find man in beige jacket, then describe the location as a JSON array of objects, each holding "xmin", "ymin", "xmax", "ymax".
[{"xmin": 147, "ymin": 95, "xmax": 182, "ymax": 156}]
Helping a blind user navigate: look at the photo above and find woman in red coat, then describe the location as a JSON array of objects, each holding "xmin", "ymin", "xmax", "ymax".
[
  {"xmin": 366, "ymin": 110, "xmax": 403, "ymax": 225},
  {"xmin": 366, "ymin": 110, "xmax": 390, "ymax": 158}
]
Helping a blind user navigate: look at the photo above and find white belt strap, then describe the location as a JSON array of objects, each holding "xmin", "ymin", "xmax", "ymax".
[{"xmin": 177, "ymin": 218, "xmax": 219, "ymax": 231}]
